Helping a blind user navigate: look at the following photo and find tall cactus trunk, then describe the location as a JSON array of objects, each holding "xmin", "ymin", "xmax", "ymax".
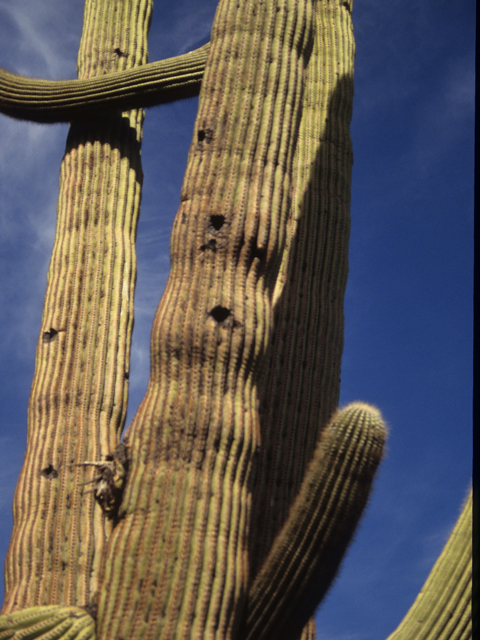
[
  {"xmin": 94, "ymin": 0, "xmax": 315, "ymax": 637},
  {"xmin": 1, "ymin": 0, "xmax": 152, "ymax": 612}
]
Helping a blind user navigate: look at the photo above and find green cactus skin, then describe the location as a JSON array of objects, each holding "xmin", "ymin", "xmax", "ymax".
[
  {"xmin": 0, "ymin": 606, "xmax": 95, "ymax": 640},
  {"xmin": 243, "ymin": 2, "xmax": 354, "ymax": 636},
  {"xmin": 0, "ymin": 399, "xmax": 386, "ymax": 640},
  {"xmin": 385, "ymin": 488, "xmax": 472, "ymax": 640},
  {"xmin": 91, "ymin": 0, "xmax": 316, "ymax": 638},
  {"xmin": 1, "ymin": 0, "xmax": 152, "ymax": 613},
  {"xmin": 0, "ymin": 44, "xmax": 208, "ymax": 123},
  {"xmin": 3, "ymin": 2, "xmax": 469, "ymax": 640},
  {"xmin": 0, "ymin": 0, "xmax": 371, "ymax": 636},
  {"xmin": 1, "ymin": 0, "xmax": 357, "ymax": 628},
  {"xmin": 248, "ymin": 0, "xmax": 354, "ymax": 577},
  {"xmin": 244, "ymin": 403, "xmax": 387, "ymax": 640}
]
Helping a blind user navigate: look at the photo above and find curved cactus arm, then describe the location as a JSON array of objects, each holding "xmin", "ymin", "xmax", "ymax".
[
  {"xmin": 385, "ymin": 488, "xmax": 472, "ymax": 640},
  {"xmin": 244, "ymin": 403, "xmax": 387, "ymax": 640},
  {"xmin": 0, "ymin": 606, "xmax": 95, "ymax": 640},
  {"xmin": 0, "ymin": 43, "xmax": 208, "ymax": 123}
]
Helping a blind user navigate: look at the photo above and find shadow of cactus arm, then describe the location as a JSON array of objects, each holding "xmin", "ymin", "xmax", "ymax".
[
  {"xmin": 0, "ymin": 42, "xmax": 208, "ymax": 123},
  {"xmin": 244, "ymin": 403, "xmax": 387, "ymax": 640}
]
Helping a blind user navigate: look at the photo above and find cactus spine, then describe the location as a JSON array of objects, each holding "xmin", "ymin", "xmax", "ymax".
[{"xmin": 1, "ymin": 0, "xmax": 152, "ymax": 612}]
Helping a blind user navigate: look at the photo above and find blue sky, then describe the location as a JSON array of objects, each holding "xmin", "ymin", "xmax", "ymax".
[{"xmin": 0, "ymin": 1, "xmax": 474, "ymax": 639}]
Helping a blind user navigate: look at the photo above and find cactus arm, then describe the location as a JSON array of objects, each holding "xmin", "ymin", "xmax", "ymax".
[
  {"xmin": 1, "ymin": 0, "xmax": 152, "ymax": 612},
  {"xmin": 0, "ymin": 606, "xmax": 95, "ymax": 640},
  {"xmin": 385, "ymin": 488, "xmax": 472, "ymax": 640},
  {"xmin": 0, "ymin": 43, "xmax": 208, "ymax": 123},
  {"xmin": 244, "ymin": 403, "xmax": 387, "ymax": 640},
  {"xmin": 247, "ymin": 0, "xmax": 355, "ymax": 586}
]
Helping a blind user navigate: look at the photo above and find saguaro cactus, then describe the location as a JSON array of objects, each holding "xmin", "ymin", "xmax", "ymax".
[
  {"xmin": 1, "ymin": 0, "xmax": 153, "ymax": 612},
  {"xmin": 0, "ymin": 0, "xmax": 471, "ymax": 639}
]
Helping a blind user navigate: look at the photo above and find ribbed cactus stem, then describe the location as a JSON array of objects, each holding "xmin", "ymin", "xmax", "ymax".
[
  {"xmin": 0, "ymin": 605, "xmax": 95, "ymax": 640},
  {"xmin": 0, "ymin": 44, "xmax": 208, "ymax": 123},
  {"xmin": 386, "ymin": 488, "xmax": 472, "ymax": 640},
  {"xmin": 245, "ymin": 403, "xmax": 387, "ymax": 640},
  {"xmin": 242, "ymin": 4, "xmax": 355, "ymax": 637},
  {"xmin": 1, "ymin": 0, "xmax": 152, "ymax": 612},
  {"xmin": 92, "ymin": 0, "xmax": 315, "ymax": 638},
  {"xmin": 248, "ymin": 0, "xmax": 355, "ymax": 604}
]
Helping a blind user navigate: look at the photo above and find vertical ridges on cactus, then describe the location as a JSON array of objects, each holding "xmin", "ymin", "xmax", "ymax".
[
  {"xmin": 93, "ymin": 0, "xmax": 315, "ymax": 638},
  {"xmin": 385, "ymin": 488, "xmax": 472, "ymax": 640},
  {"xmin": 245, "ymin": 403, "xmax": 386, "ymax": 640},
  {"xmin": 2, "ymin": 0, "xmax": 152, "ymax": 613},
  {"xmin": 0, "ymin": 0, "xmax": 472, "ymax": 639},
  {"xmin": 248, "ymin": 0, "xmax": 355, "ymax": 610}
]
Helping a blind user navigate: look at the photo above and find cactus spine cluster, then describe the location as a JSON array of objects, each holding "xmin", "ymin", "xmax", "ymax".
[{"xmin": 0, "ymin": 0, "xmax": 471, "ymax": 639}]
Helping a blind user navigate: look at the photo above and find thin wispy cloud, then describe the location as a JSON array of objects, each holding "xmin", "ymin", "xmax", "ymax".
[
  {"xmin": 352, "ymin": 0, "xmax": 473, "ymax": 121},
  {"xmin": 169, "ymin": 1, "xmax": 217, "ymax": 53},
  {"xmin": 0, "ymin": 1, "xmax": 77, "ymax": 359},
  {"xmin": 0, "ymin": 119, "xmax": 63, "ymax": 181},
  {"xmin": 147, "ymin": 0, "xmax": 216, "ymax": 61},
  {"xmin": 406, "ymin": 53, "xmax": 474, "ymax": 176},
  {"xmin": 0, "ymin": 0, "xmax": 81, "ymax": 78},
  {"xmin": 0, "ymin": 114, "xmax": 65, "ymax": 362}
]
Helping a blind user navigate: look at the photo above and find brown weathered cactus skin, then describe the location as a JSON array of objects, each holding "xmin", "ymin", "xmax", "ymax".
[
  {"xmin": 93, "ymin": 0, "xmax": 315, "ymax": 638},
  {"xmin": 1, "ymin": 0, "xmax": 152, "ymax": 613},
  {"xmin": 385, "ymin": 488, "xmax": 472, "ymax": 640}
]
